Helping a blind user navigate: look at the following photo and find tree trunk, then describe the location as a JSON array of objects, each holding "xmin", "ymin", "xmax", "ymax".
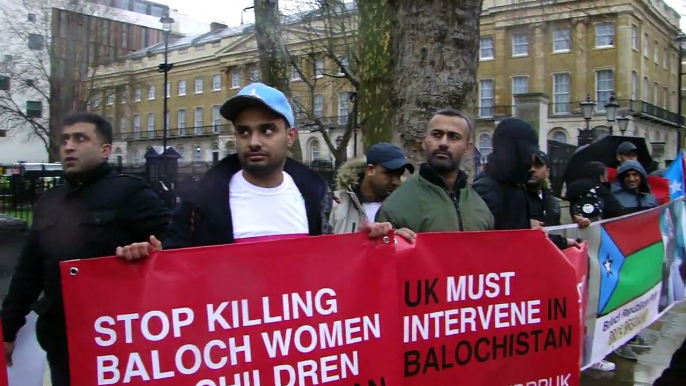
[
  {"xmin": 357, "ymin": 0, "xmax": 394, "ymax": 152},
  {"xmin": 388, "ymin": 0, "xmax": 483, "ymax": 176},
  {"xmin": 253, "ymin": 0, "xmax": 303, "ymax": 161}
]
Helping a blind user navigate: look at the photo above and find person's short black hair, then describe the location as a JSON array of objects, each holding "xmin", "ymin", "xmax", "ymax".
[
  {"xmin": 583, "ymin": 161, "xmax": 607, "ymax": 181},
  {"xmin": 433, "ymin": 108, "xmax": 473, "ymax": 134},
  {"xmin": 62, "ymin": 112, "xmax": 113, "ymax": 144}
]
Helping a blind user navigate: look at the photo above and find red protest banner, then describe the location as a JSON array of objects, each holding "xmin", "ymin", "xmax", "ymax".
[
  {"xmin": 562, "ymin": 244, "xmax": 589, "ymax": 368},
  {"xmin": 0, "ymin": 318, "xmax": 8, "ymax": 386},
  {"xmin": 398, "ymin": 231, "xmax": 581, "ymax": 386},
  {"xmin": 61, "ymin": 233, "xmax": 402, "ymax": 386},
  {"xmin": 606, "ymin": 168, "xmax": 670, "ymax": 205}
]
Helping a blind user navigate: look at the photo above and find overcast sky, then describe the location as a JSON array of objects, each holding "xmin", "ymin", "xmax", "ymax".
[{"xmin": 155, "ymin": 0, "xmax": 686, "ymax": 32}]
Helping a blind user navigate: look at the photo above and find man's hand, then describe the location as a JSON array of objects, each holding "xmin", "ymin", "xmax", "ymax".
[
  {"xmin": 115, "ymin": 235, "xmax": 162, "ymax": 261},
  {"xmin": 530, "ymin": 219, "xmax": 544, "ymax": 229},
  {"xmin": 574, "ymin": 215, "xmax": 592, "ymax": 229},
  {"xmin": 566, "ymin": 238, "xmax": 582, "ymax": 249},
  {"xmin": 360, "ymin": 222, "xmax": 416, "ymax": 244},
  {"xmin": 4, "ymin": 342, "xmax": 14, "ymax": 366}
]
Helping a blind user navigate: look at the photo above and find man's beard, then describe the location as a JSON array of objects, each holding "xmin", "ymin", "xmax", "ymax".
[
  {"xmin": 426, "ymin": 151, "xmax": 459, "ymax": 172},
  {"xmin": 239, "ymin": 153, "xmax": 285, "ymax": 177},
  {"xmin": 525, "ymin": 178, "xmax": 542, "ymax": 190}
]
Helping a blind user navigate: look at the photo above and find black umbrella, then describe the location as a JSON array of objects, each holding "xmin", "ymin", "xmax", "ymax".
[{"xmin": 563, "ymin": 136, "xmax": 654, "ymax": 184}]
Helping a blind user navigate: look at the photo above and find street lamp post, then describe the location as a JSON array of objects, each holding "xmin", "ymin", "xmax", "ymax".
[
  {"xmin": 616, "ymin": 111, "xmax": 629, "ymax": 135},
  {"xmin": 159, "ymin": 14, "xmax": 174, "ymax": 185},
  {"xmin": 604, "ymin": 92, "xmax": 620, "ymax": 135},
  {"xmin": 349, "ymin": 92, "xmax": 359, "ymax": 157},
  {"xmin": 577, "ymin": 94, "xmax": 596, "ymax": 146}
]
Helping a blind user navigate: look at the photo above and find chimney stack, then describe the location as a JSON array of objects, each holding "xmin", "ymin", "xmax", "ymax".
[{"xmin": 210, "ymin": 22, "xmax": 228, "ymax": 32}]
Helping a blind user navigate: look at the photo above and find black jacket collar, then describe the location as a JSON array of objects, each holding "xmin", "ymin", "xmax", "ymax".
[{"xmin": 65, "ymin": 162, "xmax": 113, "ymax": 190}]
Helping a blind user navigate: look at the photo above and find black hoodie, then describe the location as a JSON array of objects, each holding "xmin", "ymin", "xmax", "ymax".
[{"xmin": 473, "ymin": 118, "xmax": 539, "ymax": 230}]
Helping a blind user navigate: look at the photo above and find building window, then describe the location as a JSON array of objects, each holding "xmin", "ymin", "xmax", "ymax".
[
  {"xmin": 212, "ymin": 74, "xmax": 221, "ymax": 91},
  {"xmin": 511, "ymin": 76, "xmax": 529, "ymax": 114},
  {"xmin": 595, "ymin": 23, "xmax": 614, "ymax": 47},
  {"xmin": 291, "ymin": 65, "xmax": 301, "ymax": 81},
  {"xmin": 631, "ymin": 25, "xmax": 638, "ymax": 51},
  {"xmin": 338, "ymin": 92, "xmax": 349, "ymax": 125},
  {"xmin": 595, "ymin": 70, "xmax": 614, "ymax": 110},
  {"xmin": 177, "ymin": 109, "xmax": 186, "ymax": 135},
  {"xmin": 231, "ymin": 72, "xmax": 240, "ymax": 89},
  {"xmin": 313, "ymin": 94, "xmax": 324, "ymax": 118},
  {"xmin": 664, "ymin": 49, "xmax": 669, "ymax": 69},
  {"xmin": 165, "ymin": 82, "xmax": 171, "ymax": 98},
  {"xmin": 479, "ymin": 79, "xmax": 494, "ymax": 117},
  {"xmin": 27, "ymin": 13, "xmax": 36, "ymax": 22},
  {"xmin": 654, "ymin": 82, "xmax": 658, "ymax": 106},
  {"xmin": 0, "ymin": 129, "xmax": 6, "ymax": 138},
  {"xmin": 134, "ymin": 87, "xmax": 141, "ymax": 102},
  {"xmin": 132, "ymin": 149, "xmax": 140, "ymax": 164},
  {"xmin": 212, "ymin": 105, "xmax": 221, "ymax": 132},
  {"xmin": 193, "ymin": 145, "xmax": 202, "ymax": 161},
  {"xmin": 26, "ymin": 101, "xmax": 42, "ymax": 118},
  {"xmin": 552, "ymin": 28, "xmax": 571, "ymax": 52},
  {"xmin": 643, "ymin": 76, "xmax": 649, "ymax": 102},
  {"xmin": 478, "ymin": 133, "xmax": 492, "ymax": 159},
  {"xmin": 552, "ymin": 131, "xmax": 568, "ymax": 143},
  {"xmin": 121, "ymin": 88, "xmax": 128, "ymax": 104},
  {"xmin": 338, "ymin": 57, "xmax": 350, "ymax": 75},
  {"xmin": 250, "ymin": 68, "xmax": 259, "ymax": 82},
  {"xmin": 673, "ymin": 53, "xmax": 678, "ymax": 74},
  {"xmin": 0, "ymin": 76, "xmax": 10, "ymax": 91},
  {"xmin": 315, "ymin": 59, "xmax": 324, "ymax": 77},
  {"xmin": 194, "ymin": 77, "xmax": 203, "ymax": 93},
  {"xmin": 178, "ymin": 80, "xmax": 186, "ymax": 96},
  {"xmin": 133, "ymin": 114, "xmax": 140, "ymax": 138},
  {"xmin": 663, "ymin": 87, "xmax": 668, "ymax": 109},
  {"xmin": 552, "ymin": 73, "xmax": 571, "ymax": 114},
  {"xmin": 309, "ymin": 139, "xmax": 320, "ymax": 161},
  {"xmin": 654, "ymin": 42, "xmax": 659, "ymax": 63},
  {"xmin": 119, "ymin": 117, "xmax": 126, "ymax": 133},
  {"xmin": 480, "ymin": 37, "xmax": 494, "ymax": 59},
  {"xmin": 148, "ymin": 85, "xmax": 155, "ymax": 100},
  {"xmin": 292, "ymin": 96, "xmax": 304, "ymax": 121},
  {"xmin": 194, "ymin": 107, "xmax": 203, "ymax": 133},
  {"xmin": 147, "ymin": 113, "xmax": 155, "ymax": 135},
  {"xmin": 512, "ymin": 34, "xmax": 529, "ymax": 56},
  {"xmin": 643, "ymin": 33, "xmax": 649, "ymax": 58},
  {"xmin": 27, "ymin": 34, "xmax": 44, "ymax": 50},
  {"xmin": 631, "ymin": 71, "xmax": 637, "ymax": 100},
  {"xmin": 107, "ymin": 92, "xmax": 114, "ymax": 105}
]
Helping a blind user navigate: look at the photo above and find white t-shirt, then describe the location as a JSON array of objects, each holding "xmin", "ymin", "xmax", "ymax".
[
  {"xmin": 229, "ymin": 170, "xmax": 309, "ymax": 242},
  {"xmin": 363, "ymin": 202, "xmax": 382, "ymax": 222}
]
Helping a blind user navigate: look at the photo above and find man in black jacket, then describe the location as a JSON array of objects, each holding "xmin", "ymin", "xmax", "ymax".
[
  {"xmin": 566, "ymin": 161, "xmax": 626, "ymax": 221},
  {"xmin": 526, "ymin": 151, "xmax": 561, "ymax": 227},
  {"xmin": 473, "ymin": 119, "xmax": 579, "ymax": 250},
  {"xmin": 116, "ymin": 83, "xmax": 398, "ymax": 259},
  {"xmin": 1, "ymin": 112, "xmax": 170, "ymax": 385}
]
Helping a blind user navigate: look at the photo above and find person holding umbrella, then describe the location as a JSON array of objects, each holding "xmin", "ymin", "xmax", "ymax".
[{"xmin": 616, "ymin": 141, "xmax": 639, "ymax": 166}]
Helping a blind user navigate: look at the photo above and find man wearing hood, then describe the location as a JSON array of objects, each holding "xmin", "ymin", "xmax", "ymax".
[
  {"xmin": 375, "ymin": 109, "xmax": 494, "ymax": 232},
  {"xmin": 330, "ymin": 143, "xmax": 414, "ymax": 234},
  {"xmin": 611, "ymin": 160, "xmax": 658, "ymax": 214},
  {"xmin": 472, "ymin": 118, "xmax": 579, "ymax": 249}
]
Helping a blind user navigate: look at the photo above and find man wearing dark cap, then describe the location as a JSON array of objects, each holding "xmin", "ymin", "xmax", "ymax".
[
  {"xmin": 616, "ymin": 141, "xmax": 638, "ymax": 166},
  {"xmin": 116, "ymin": 83, "xmax": 399, "ymax": 258},
  {"xmin": 526, "ymin": 151, "xmax": 561, "ymax": 228},
  {"xmin": 330, "ymin": 143, "xmax": 414, "ymax": 234},
  {"xmin": 376, "ymin": 109, "xmax": 494, "ymax": 232}
]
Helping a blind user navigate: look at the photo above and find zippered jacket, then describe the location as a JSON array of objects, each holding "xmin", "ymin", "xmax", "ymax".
[{"xmin": 375, "ymin": 164, "xmax": 494, "ymax": 232}]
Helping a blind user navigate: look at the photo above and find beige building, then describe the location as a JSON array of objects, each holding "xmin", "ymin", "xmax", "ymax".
[
  {"xmin": 477, "ymin": 0, "xmax": 682, "ymax": 166},
  {"xmin": 94, "ymin": 0, "xmax": 682, "ymax": 168}
]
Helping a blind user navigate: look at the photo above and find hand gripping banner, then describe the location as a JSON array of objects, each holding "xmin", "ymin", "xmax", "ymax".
[{"xmin": 61, "ymin": 231, "xmax": 581, "ymax": 386}]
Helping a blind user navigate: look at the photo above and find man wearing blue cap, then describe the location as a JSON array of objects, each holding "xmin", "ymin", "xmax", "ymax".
[
  {"xmin": 116, "ymin": 83, "xmax": 400, "ymax": 258},
  {"xmin": 330, "ymin": 143, "xmax": 414, "ymax": 234}
]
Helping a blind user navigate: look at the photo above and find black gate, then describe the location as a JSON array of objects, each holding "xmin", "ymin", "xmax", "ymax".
[{"xmin": 547, "ymin": 140, "xmax": 577, "ymax": 197}]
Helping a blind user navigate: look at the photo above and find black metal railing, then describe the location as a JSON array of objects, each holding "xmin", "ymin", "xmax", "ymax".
[
  {"xmin": 115, "ymin": 124, "xmax": 233, "ymax": 141},
  {"xmin": 627, "ymin": 100, "xmax": 681, "ymax": 125}
]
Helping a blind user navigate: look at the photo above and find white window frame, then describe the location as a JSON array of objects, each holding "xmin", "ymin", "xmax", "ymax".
[
  {"xmin": 165, "ymin": 82, "xmax": 170, "ymax": 98},
  {"xmin": 595, "ymin": 69, "xmax": 614, "ymax": 111},
  {"xmin": 338, "ymin": 57, "xmax": 349, "ymax": 75},
  {"xmin": 653, "ymin": 82, "xmax": 659, "ymax": 106},
  {"xmin": 643, "ymin": 33, "xmax": 649, "ymax": 58},
  {"xmin": 478, "ymin": 79, "xmax": 495, "ymax": 117},
  {"xmin": 315, "ymin": 59, "xmax": 324, "ymax": 78},
  {"xmin": 663, "ymin": 49, "xmax": 669, "ymax": 69},
  {"xmin": 250, "ymin": 68, "xmax": 259, "ymax": 81},
  {"xmin": 178, "ymin": 80, "xmax": 186, "ymax": 96},
  {"xmin": 212, "ymin": 105, "xmax": 221, "ymax": 132},
  {"xmin": 631, "ymin": 71, "xmax": 638, "ymax": 100},
  {"xmin": 338, "ymin": 92, "xmax": 349, "ymax": 125},
  {"xmin": 291, "ymin": 65, "xmax": 301, "ymax": 81},
  {"xmin": 194, "ymin": 77, "xmax": 203, "ymax": 93},
  {"xmin": 106, "ymin": 91, "xmax": 114, "ymax": 105},
  {"xmin": 552, "ymin": 28, "xmax": 571, "ymax": 53},
  {"xmin": 313, "ymin": 94, "xmax": 324, "ymax": 118},
  {"xmin": 194, "ymin": 107, "xmax": 203, "ymax": 133},
  {"xmin": 643, "ymin": 76, "xmax": 649, "ymax": 102},
  {"xmin": 480, "ymin": 37, "xmax": 494, "ymax": 60},
  {"xmin": 595, "ymin": 23, "xmax": 614, "ymax": 48},
  {"xmin": 654, "ymin": 42, "xmax": 659, "ymax": 63},
  {"xmin": 631, "ymin": 25, "xmax": 638, "ymax": 51},
  {"xmin": 511, "ymin": 76, "xmax": 529, "ymax": 114},
  {"xmin": 663, "ymin": 86, "xmax": 668, "ymax": 109},
  {"xmin": 552, "ymin": 73, "xmax": 571, "ymax": 115},
  {"xmin": 134, "ymin": 87, "xmax": 141, "ymax": 102},
  {"xmin": 231, "ymin": 71, "xmax": 240, "ymax": 89},
  {"xmin": 147, "ymin": 112, "xmax": 155, "ymax": 134},
  {"xmin": 148, "ymin": 85, "xmax": 155, "ymax": 100},
  {"xmin": 512, "ymin": 34, "xmax": 529, "ymax": 57},
  {"xmin": 133, "ymin": 114, "xmax": 140, "ymax": 139},
  {"xmin": 177, "ymin": 109, "xmax": 186, "ymax": 135},
  {"xmin": 212, "ymin": 74, "xmax": 221, "ymax": 91}
]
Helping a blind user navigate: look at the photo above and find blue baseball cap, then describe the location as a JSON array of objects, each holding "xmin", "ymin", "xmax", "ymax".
[
  {"xmin": 366, "ymin": 143, "xmax": 414, "ymax": 173},
  {"xmin": 220, "ymin": 82, "xmax": 295, "ymax": 127}
]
